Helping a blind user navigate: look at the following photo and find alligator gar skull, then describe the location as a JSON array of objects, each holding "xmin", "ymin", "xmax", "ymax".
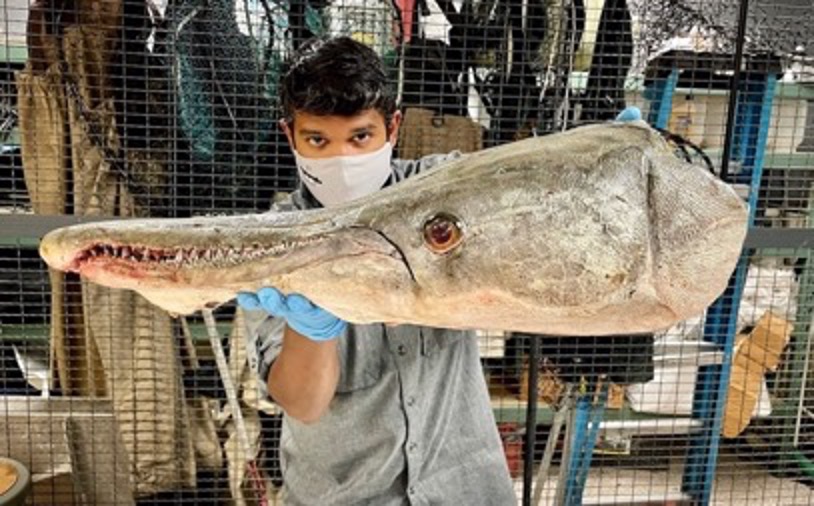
[{"xmin": 39, "ymin": 121, "xmax": 748, "ymax": 335}]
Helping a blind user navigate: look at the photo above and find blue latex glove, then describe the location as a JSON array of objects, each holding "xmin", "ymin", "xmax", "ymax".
[
  {"xmin": 237, "ymin": 287, "xmax": 347, "ymax": 341},
  {"xmin": 615, "ymin": 106, "xmax": 642, "ymax": 122}
]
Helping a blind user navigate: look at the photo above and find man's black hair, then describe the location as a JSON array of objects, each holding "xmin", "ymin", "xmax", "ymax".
[{"xmin": 280, "ymin": 37, "xmax": 397, "ymax": 125}]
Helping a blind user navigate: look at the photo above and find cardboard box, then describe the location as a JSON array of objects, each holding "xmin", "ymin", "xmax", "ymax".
[
  {"xmin": 736, "ymin": 311, "xmax": 793, "ymax": 370},
  {"xmin": 607, "ymin": 384, "xmax": 626, "ymax": 410},
  {"xmin": 519, "ymin": 363, "xmax": 565, "ymax": 405},
  {"xmin": 722, "ymin": 311, "xmax": 793, "ymax": 438},
  {"xmin": 627, "ymin": 336, "xmax": 773, "ymax": 419},
  {"xmin": 519, "ymin": 362, "xmax": 625, "ymax": 409}
]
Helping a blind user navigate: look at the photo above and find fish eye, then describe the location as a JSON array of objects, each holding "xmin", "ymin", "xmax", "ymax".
[{"xmin": 423, "ymin": 213, "xmax": 464, "ymax": 254}]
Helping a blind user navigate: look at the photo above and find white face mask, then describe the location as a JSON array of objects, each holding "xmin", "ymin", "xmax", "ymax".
[{"xmin": 294, "ymin": 142, "xmax": 393, "ymax": 207}]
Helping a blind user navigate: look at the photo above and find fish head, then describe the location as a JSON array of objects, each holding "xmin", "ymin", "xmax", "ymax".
[{"xmin": 39, "ymin": 122, "xmax": 749, "ymax": 334}]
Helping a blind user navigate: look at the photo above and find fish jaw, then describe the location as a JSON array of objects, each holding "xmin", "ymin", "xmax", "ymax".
[{"xmin": 38, "ymin": 213, "xmax": 415, "ymax": 315}]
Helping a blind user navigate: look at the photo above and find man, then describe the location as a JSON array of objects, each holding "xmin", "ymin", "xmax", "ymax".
[{"xmin": 237, "ymin": 36, "xmax": 519, "ymax": 505}]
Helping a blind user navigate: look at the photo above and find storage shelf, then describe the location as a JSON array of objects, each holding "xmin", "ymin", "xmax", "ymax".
[
  {"xmin": 706, "ymin": 150, "xmax": 814, "ymax": 169},
  {"xmin": 490, "ymin": 394, "xmax": 690, "ymax": 427}
]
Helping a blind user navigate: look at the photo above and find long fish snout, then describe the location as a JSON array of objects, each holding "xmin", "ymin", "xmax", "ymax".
[{"xmin": 37, "ymin": 213, "xmax": 413, "ymax": 313}]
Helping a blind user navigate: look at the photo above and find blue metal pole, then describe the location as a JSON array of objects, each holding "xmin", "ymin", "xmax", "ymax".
[
  {"xmin": 739, "ymin": 76, "xmax": 779, "ymax": 212},
  {"xmin": 681, "ymin": 258, "xmax": 749, "ymax": 502},
  {"xmin": 563, "ymin": 385, "xmax": 609, "ymax": 505},
  {"xmin": 645, "ymin": 67, "xmax": 679, "ymax": 129},
  {"xmin": 681, "ymin": 72, "xmax": 777, "ymax": 505}
]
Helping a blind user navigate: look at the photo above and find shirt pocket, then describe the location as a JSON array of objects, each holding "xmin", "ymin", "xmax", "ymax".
[
  {"xmin": 334, "ymin": 324, "xmax": 387, "ymax": 393},
  {"xmin": 420, "ymin": 327, "xmax": 471, "ymax": 356}
]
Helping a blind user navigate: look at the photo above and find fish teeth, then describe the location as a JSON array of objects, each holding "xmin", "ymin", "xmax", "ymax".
[{"xmin": 130, "ymin": 237, "xmax": 326, "ymax": 267}]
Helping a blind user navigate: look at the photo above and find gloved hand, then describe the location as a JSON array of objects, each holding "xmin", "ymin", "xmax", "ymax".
[
  {"xmin": 237, "ymin": 287, "xmax": 347, "ymax": 342},
  {"xmin": 615, "ymin": 106, "xmax": 642, "ymax": 122}
]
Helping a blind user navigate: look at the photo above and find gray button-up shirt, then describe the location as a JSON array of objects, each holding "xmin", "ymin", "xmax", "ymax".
[{"xmin": 244, "ymin": 153, "xmax": 517, "ymax": 505}]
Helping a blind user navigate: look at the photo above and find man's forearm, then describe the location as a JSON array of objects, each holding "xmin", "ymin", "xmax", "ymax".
[{"xmin": 267, "ymin": 325, "xmax": 340, "ymax": 424}]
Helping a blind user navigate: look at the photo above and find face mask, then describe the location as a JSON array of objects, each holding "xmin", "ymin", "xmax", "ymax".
[{"xmin": 294, "ymin": 142, "xmax": 393, "ymax": 207}]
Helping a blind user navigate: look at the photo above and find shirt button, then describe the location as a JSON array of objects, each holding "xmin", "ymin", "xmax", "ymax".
[
  {"xmin": 406, "ymin": 396, "xmax": 415, "ymax": 407},
  {"xmin": 397, "ymin": 344, "xmax": 407, "ymax": 356},
  {"xmin": 408, "ymin": 486, "xmax": 416, "ymax": 495},
  {"xmin": 408, "ymin": 442, "xmax": 418, "ymax": 452}
]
